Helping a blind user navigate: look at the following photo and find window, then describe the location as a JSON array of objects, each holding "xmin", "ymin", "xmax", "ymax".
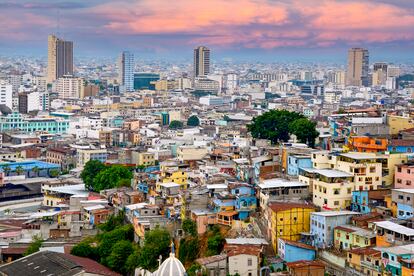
[
  {"xmin": 347, "ymin": 188, "xmax": 352, "ymax": 194},
  {"xmin": 334, "ymin": 201, "xmax": 339, "ymax": 206},
  {"xmin": 399, "ymin": 195, "xmax": 404, "ymax": 200},
  {"xmin": 247, "ymin": 258, "xmax": 252, "ymax": 266},
  {"xmin": 370, "ymin": 167, "xmax": 376, "ymax": 173},
  {"xmin": 407, "ymin": 180, "xmax": 412, "ymax": 186}
]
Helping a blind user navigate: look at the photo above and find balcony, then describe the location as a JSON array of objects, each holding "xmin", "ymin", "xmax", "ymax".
[{"xmin": 360, "ymin": 260, "xmax": 381, "ymax": 272}]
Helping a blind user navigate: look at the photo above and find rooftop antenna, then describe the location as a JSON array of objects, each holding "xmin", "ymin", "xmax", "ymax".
[{"xmin": 56, "ymin": 7, "xmax": 61, "ymax": 37}]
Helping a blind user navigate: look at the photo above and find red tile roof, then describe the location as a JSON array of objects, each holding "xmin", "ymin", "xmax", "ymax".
[
  {"xmin": 287, "ymin": 260, "xmax": 325, "ymax": 269},
  {"xmin": 389, "ymin": 139, "xmax": 414, "ymax": 147}
]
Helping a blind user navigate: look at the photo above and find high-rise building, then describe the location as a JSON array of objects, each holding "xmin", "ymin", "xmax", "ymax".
[
  {"xmin": 18, "ymin": 91, "xmax": 41, "ymax": 114},
  {"xmin": 0, "ymin": 82, "xmax": 13, "ymax": 110},
  {"xmin": 47, "ymin": 35, "xmax": 73, "ymax": 83},
  {"xmin": 118, "ymin": 51, "xmax": 134, "ymax": 92},
  {"xmin": 194, "ymin": 46, "xmax": 210, "ymax": 77},
  {"xmin": 346, "ymin": 48, "xmax": 369, "ymax": 87}
]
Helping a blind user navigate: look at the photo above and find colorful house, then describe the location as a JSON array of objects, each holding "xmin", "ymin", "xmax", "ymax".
[
  {"xmin": 388, "ymin": 140, "xmax": 414, "ymax": 153},
  {"xmin": 392, "ymin": 189, "xmax": 414, "ymax": 219},
  {"xmin": 347, "ymin": 247, "xmax": 381, "ymax": 275},
  {"xmin": 395, "ymin": 163, "xmax": 414, "ymax": 189},
  {"xmin": 351, "ymin": 189, "xmax": 389, "ymax": 214},
  {"xmin": 375, "ymin": 221, "xmax": 414, "ymax": 247},
  {"xmin": 346, "ymin": 136, "xmax": 387, "ymax": 153},
  {"xmin": 278, "ymin": 238, "xmax": 316, "ymax": 262},
  {"xmin": 333, "ymin": 225, "xmax": 376, "ymax": 250},
  {"xmin": 268, "ymin": 202, "xmax": 316, "ymax": 253},
  {"xmin": 310, "ymin": 211, "xmax": 359, "ymax": 248},
  {"xmin": 381, "ymin": 244, "xmax": 414, "ymax": 276},
  {"xmin": 287, "ymin": 155, "xmax": 312, "ymax": 176}
]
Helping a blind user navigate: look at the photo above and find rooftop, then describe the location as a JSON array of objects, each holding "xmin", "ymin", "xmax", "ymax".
[{"xmin": 374, "ymin": 221, "xmax": 414, "ymax": 236}]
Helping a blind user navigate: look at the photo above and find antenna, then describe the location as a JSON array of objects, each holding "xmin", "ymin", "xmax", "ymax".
[{"xmin": 56, "ymin": 7, "xmax": 61, "ymax": 37}]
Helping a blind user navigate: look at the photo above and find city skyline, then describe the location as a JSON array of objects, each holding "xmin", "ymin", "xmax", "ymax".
[{"xmin": 0, "ymin": 0, "xmax": 413, "ymax": 62}]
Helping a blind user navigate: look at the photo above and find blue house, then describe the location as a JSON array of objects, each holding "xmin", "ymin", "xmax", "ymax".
[
  {"xmin": 287, "ymin": 155, "xmax": 312, "ymax": 176},
  {"xmin": 388, "ymin": 140, "xmax": 414, "ymax": 153},
  {"xmin": 310, "ymin": 211, "xmax": 358, "ymax": 248},
  {"xmin": 278, "ymin": 238, "xmax": 316, "ymax": 262},
  {"xmin": 351, "ymin": 189, "xmax": 388, "ymax": 214},
  {"xmin": 229, "ymin": 183, "xmax": 256, "ymax": 220}
]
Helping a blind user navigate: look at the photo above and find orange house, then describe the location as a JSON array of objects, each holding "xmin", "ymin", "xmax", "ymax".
[{"xmin": 347, "ymin": 136, "xmax": 387, "ymax": 153}]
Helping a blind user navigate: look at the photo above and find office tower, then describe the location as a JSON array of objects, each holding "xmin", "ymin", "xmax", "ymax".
[
  {"xmin": 372, "ymin": 62, "xmax": 388, "ymax": 86},
  {"xmin": 346, "ymin": 48, "xmax": 369, "ymax": 87},
  {"xmin": 194, "ymin": 46, "xmax": 210, "ymax": 77},
  {"xmin": 55, "ymin": 75, "xmax": 83, "ymax": 99},
  {"xmin": 47, "ymin": 35, "xmax": 73, "ymax": 83},
  {"xmin": 118, "ymin": 51, "xmax": 135, "ymax": 92},
  {"xmin": 133, "ymin": 73, "xmax": 160, "ymax": 90},
  {"xmin": 0, "ymin": 82, "xmax": 13, "ymax": 110},
  {"xmin": 373, "ymin": 62, "xmax": 388, "ymax": 72}
]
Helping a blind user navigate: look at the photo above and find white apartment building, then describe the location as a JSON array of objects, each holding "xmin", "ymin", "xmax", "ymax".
[{"xmin": 0, "ymin": 82, "xmax": 13, "ymax": 110}]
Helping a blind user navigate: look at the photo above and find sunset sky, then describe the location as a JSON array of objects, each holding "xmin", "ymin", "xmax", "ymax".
[{"xmin": 1, "ymin": 0, "xmax": 413, "ymax": 61}]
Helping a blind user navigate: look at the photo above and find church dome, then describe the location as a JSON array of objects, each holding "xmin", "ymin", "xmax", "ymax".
[{"xmin": 154, "ymin": 252, "xmax": 186, "ymax": 276}]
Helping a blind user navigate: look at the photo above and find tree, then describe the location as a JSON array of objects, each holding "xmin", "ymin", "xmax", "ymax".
[
  {"xmin": 71, "ymin": 241, "xmax": 98, "ymax": 260},
  {"xmin": 80, "ymin": 160, "xmax": 106, "ymax": 190},
  {"xmin": 248, "ymin": 110, "xmax": 312, "ymax": 145},
  {"xmin": 206, "ymin": 226, "xmax": 224, "ymax": 256},
  {"xmin": 182, "ymin": 219, "xmax": 197, "ymax": 236},
  {"xmin": 49, "ymin": 169, "xmax": 60, "ymax": 178},
  {"xmin": 169, "ymin": 120, "xmax": 184, "ymax": 129},
  {"xmin": 138, "ymin": 228, "xmax": 171, "ymax": 270},
  {"xmin": 179, "ymin": 237, "xmax": 200, "ymax": 265},
  {"xmin": 24, "ymin": 235, "xmax": 43, "ymax": 256},
  {"xmin": 15, "ymin": 165, "xmax": 24, "ymax": 176},
  {"xmin": 98, "ymin": 224, "xmax": 134, "ymax": 262},
  {"xmin": 289, "ymin": 118, "xmax": 319, "ymax": 148},
  {"xmin": 125, "ymin": 248, "xmax": 141, "ymax": 274},
  {"xmin": 92, "ymin": 165, "xmax": 133, "ymax": 192},
  {"xmin": 106, "ymin": 240, "xmax": 134, "ymax": 274},
  {"xmin": 2, "ymin": 164, "xmax": 11, "ymax": 176},
  {"xmin": 99, "ymin": 210, "xmax": 125, "ymax": 232},
  {"xmin": 187, "ymin": 115, "xmax": 200, "ymax": 127}
]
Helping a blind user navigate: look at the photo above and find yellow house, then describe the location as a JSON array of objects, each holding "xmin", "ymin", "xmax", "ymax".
[
  {"xmin": 388, "ymin": 114, "xmax": 414, "ymax": 135},
  {"xmin": 334, "ymin": 225, "xmax": 376, "ymax": 250},
  {"xmin": 137, "ymin": 152, "xmax": 155, "ymax": 166},
  {"xmin": 268, "ymin": 202, "xmax": 316, "ymax": 253},
  {"xmin": 347, "ymin": 247, "xmax": 381, "ymax": 274},
  {"xmin": 176, "ymin": 146, "xmax": 208, "ymax": 162},
  {"xmin": 160, "ymin": 161, "xmax": 188, "ymax": 188}
]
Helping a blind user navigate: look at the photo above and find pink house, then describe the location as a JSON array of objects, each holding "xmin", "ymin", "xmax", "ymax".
[
  {"xmin": 191, "ymin": 209, "xmax": 217, "ymax": 234},
  {"xmin": 395, "ymin": 163, "xmax": 414, "ymax": 188}
]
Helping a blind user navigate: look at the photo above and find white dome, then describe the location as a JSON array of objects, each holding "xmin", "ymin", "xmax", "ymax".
[{"xmin": 154, "ymin": 253, "xmax": 186, "ymax": 276}]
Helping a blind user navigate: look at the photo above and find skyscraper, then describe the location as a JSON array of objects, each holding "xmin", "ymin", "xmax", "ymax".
[
  {"xmin": 346, "ymin": 48, "xmax": 369, "ymax": 87},
  {"xmin": 47, "ymin": 35, "xmax": 73, "ymax": 84},
  {"xmin": 194, "ymin": 46, "xmax": 210, "ymax": 77},
  {"xmin": 118, "ymin": 51, "xmax": 135, "ymax": 92}
]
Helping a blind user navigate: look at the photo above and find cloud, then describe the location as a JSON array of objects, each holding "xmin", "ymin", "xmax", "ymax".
[{"xmin": 0, "ymin": 0, "xmax": 414, "ymax": 54}]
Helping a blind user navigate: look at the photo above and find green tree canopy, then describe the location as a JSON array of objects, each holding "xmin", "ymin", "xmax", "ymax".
[
  {"xmin": 179, "ymin": 237, "xmax": 200, "ymax": 265},
  {"xmin": 289, "ymin": 118, "xmax": 319, "ymax": 148},
  {"xmin": 169, "ymin": 120, "xmax": 184, "ymax": 129},
  {"xmin": 182, "ymin": 219, "xmax": 197, "ymax": 237},
  {"xmin": 138, "ymin": 228, "xmax": 171, "ymax": 270},
  {"xmin": 71, "ymin": 241, "xmax": 98, "ymax": 260},
  {"xmin": 80, "ymin": 160, "xmax": 106, "ymax": 190},
  {"xmin": 206, "ymin": 225, "xmax": 224, "ymax": 256},
  {"xmin": 106, "ymin": 240, "xmax": 134, "ymax": 274},
  {"xmin": 248, "ymin": 109, "xmax": 319, "ymax": 147},
  {"xmin": 92, "ymin": 165, "xmax": 133, "ymax": 192},
  {"xmin": 187, "ymin": 115, "xmax": 200, "ymax": 127},
  {"xmin": 24, "ymin": 235, "xmax": 43, "ymax": 256}
]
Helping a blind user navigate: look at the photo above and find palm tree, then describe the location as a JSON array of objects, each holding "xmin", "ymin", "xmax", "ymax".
[
  {"xmin": 15, "ymin": 165, "xmax": 24, "ymax": 176},
  {"xmin": 2, "ymin": 165, "xmax": 11, "ymax": 177},
  {"xmin": 31, "ymin": 166, "xmax": 40, "ymax": 177}
]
